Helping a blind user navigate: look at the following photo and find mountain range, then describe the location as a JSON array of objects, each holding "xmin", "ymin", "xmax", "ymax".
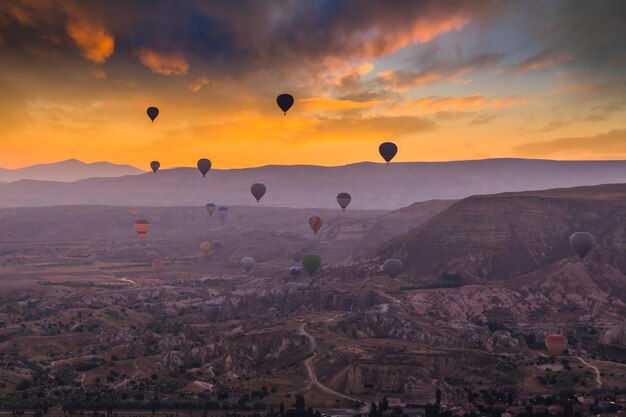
[
  {"xmin": 0, "ymin": 159, "xmax": 143, "ymax": 182},
  {"xmin": 2, "ymin": 158, "xmax": 626, "ymax": 209}
]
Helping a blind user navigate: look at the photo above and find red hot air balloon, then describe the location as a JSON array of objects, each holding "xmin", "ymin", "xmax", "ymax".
[
  {"xmin": 308, "ymin": 216, "xmax": 323, "ymax": 234},
  {"xmin": 134, "ymin": 219, "xmax": 151, "ymax": 238},
  {"xmin": 545, "ymin": 334, "xmax": 568, "ymax": 356}
]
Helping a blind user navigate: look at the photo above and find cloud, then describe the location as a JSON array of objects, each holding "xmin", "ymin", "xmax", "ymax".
[
  {"xmin": 508, "ymin": 52, "xmax": 571, "ymax": 73},
  {"xmin": 405, "ymin": 94, "xmax": 525, "ymax": 113},
  {"xmin": 299, "ymin": 97, "xmax": 386, "ymax": 113},
  {"xmin": 135, "ymin": 49, "xmax": 189, "ymax": 76},
  {"xmin": 376, "ymin": 52, "xmax": 502, "ymax": 91},
  {"xmin": 514, "ymin": 129, "xmax": 626, "ymax": 158},
  {"xmin": 65, "ymin": 17, "xmax": 114, "ymax": 64},
  {"xmin": 189, "ymin": 76, "xmax": 210, "ymax": 92}
]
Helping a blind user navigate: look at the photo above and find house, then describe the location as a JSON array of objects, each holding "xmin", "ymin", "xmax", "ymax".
[
  {"xmin": 576, "ymin": 394, "xmax": 595, "ymax": 405},
  {"xmin": 532, "ymin": 405, "xmax": 547, "ymax": 414},
  {"xmin": 387, "ymin": 397, "xmax": 406, "ymax": 408},
  {"xmin": 202, "ymin": 299, "xmax": 222, "ymax": 316},
  {"xmin": 548, "ymin": 404, "xmax": 564, "ymax": 415}
]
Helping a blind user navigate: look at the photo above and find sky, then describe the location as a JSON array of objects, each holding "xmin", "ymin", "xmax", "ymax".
[{"xmin": 0, "ymin": 0, "xmax": 625, "ymax": 170}]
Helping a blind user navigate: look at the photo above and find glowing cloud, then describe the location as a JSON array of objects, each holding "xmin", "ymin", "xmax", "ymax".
[
  {"xmin": 66, "ymin": 18, "xmax": 114, "ymax": 64},
  {"xmin": 135, "ymin": 49, "xmax": 189, "ymax": 76}
]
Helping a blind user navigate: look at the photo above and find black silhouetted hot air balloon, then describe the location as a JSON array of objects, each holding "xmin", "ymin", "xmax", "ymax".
[
  {"xmin": 147, "ymin": 107, "xmax": 159, "ymax": 122},
  {"xmin": 382, "ymin": 258, "xmax": 403, "ymax": 278},
  {"xmin": 569, "ymin": 232, "xmax": 595, "ymax": 260},
  {"xmin": 309, "ymin": 216, "xmax": 323, "ymax": 234},
  {"xmin": 379, "ymin": 142, "xmax": 398, "ymax": 164},
  {"xmin": 150, "ymin": 161, "xmax": 160, "ymax": 174},
  {"xmin": 251, "ymin": 183, "xmax": 267, "ymax": 202},
  {"xmin": 545, "ymin": 334, "xmax": 567, "ymax": 356},
  {"xmin": 276, "ymin": 94, "xmax": 294, "ymax": 115},
  {"xmin": 134, "ymin": 219, "xmax": 151, "ymax": 239},
  {"xmin": 197, "ymin": 159, "xmax": 212, "ymax": 177},
  {"xmin": 336, "ymin": 193, "xmax": 351, "ymax": 211},
  {"xmin": 302, "ymin": 254, "xmax": 321, "ymax": 276},
  {"xmin": 205, "ymin": 203, "xmax": 216, "ymax": 216}
]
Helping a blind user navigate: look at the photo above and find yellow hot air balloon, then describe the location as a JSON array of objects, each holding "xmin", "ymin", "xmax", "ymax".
[
  {"xmin": 200, "ymin": 241, "xmax": 212, "ymax": 254},
  {"xmin": 130, "ymin": 208, "xmax": 139, "ymax": 217}
]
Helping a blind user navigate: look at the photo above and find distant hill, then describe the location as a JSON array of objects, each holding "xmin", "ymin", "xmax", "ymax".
[
  {"xmin": 2, "ymin": 158, "xmax": 626, "ymax": 209},
  {"xmin": 376, "ymin": 182, "xmax": 626, "ymax": 281},
  {"xmin": 0, "ymin": 159, "xmax": 144, "ymax": 182}
]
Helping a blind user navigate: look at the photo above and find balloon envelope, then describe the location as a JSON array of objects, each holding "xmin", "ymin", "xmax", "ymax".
[
  {"xmin": 302, "ymin": 254, "xmax": 321, "ymax": 276},
  {"xmin": 251, "ymin": 183, "xmax": 267, "ymax": 202},
  {"xmin": 197, "ymin": 158, "xmax": 212, "ymax": 177},
  {"xmin": 308, "ymin": 216, "xmax": 323, "ymax": 234},
  {"xmin": 147, "ymin": 250, "xmax": 160, "ymax": 261},
  {"xmin": 337, "ymin": 193, "xmax": 351, "ymax": 211},
  {"xmin": 150, "ymin": 161, "xmax": 160, "ymax": 174},
  {"xmin": 218, "ymin": 206, "xmax": 229, "ymax": 221},
  {"xmin": 147, "ymin": 107, "xmax": 159, "ymax": 122},
  {"xmin": 205, "ymin": 203, "xmax": 216, "ymax": 216},
  {"xmin": 379, "ymin": 142, "xmax": 398, "ymax": 164},
  {"xmin": 291, "ymin": 250, "xmax": 303, "ymax": 263},
  {"xmin": 545, "ymin": 334, "xmax": 567, "ymax": 356},
  {"xmin": 241, "ymin": 256, "xmax": 255, "ymax": 273},
  {"xmin": 276, "ymin": 94, "xmax": 294, "ymax": 114},
  {"xmin": 130, "ymin": 208, "xmax": 139, "ymax": 217},
  {"xmin": 134, "ymin": 219, "xmax": 150, "ymax": 238},
  {"xmin": 151, "ymin": 258, "xmax": 164, "ymax": 273},
  {"xmin": 569, "ymin": 232, "xmax": 595, "ymax": 260},
  {"xmin": 289, "ymin": 266, "xmax": 301, "ymax": 278},
  {"xmin": 200, "ymin": 241, "xmax": 212, "ymax": 254},
  {"xmin": 382, "ymin": 258, "xmax": 403, "ymax": 278}
]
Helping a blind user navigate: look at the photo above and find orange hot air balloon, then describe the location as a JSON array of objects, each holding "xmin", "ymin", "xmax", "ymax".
[
  {"xmin": 130, "ymin": 208, "xmax": 139, "ymax": 217},
  {"xmin": 545, "ymin": 334, "xmax": 567, "ymax": 356},
  {"xmin": 308, "ymin": 216, "xmax": 323, "ymax": 234},
  {"xmin": 151, "ymin": 258, "xmax": 164, "ymax": 273},
  {"xmin": 199, "ymin": 241, "xmax": 212, "ymax": 254},
  {"xmin": 134, "ymin": 219, "xmax": 151, "ymax": 239}
]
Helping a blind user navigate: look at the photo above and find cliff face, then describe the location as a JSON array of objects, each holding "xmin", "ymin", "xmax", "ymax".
[{"xmin": 377, "ymin": 184, "xmax": 626, "ymax": 281}]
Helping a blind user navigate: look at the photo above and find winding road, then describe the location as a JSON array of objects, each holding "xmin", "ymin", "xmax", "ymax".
[
  {"xmin": 575, "ymin": 355, "xmax": 602, "ymax": 389},
  {"xmin": 297, "ymin": 320, "xmax": 369, "ymax": 412}
]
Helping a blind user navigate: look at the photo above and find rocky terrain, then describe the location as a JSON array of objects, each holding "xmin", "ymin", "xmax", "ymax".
[{"xmin": 0, "ymin": 183, "xmax": 625, "ymax": 410}]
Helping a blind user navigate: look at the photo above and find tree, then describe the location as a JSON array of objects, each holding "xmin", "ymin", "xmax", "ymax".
[
  {"xmin": 370, "ymin": 402, "xmax": 378, "ymax": 417},
  {"xmin": 280, "ymin": 402, "xmax": 285, "ymax": 417},
  {"xmin": 295, "ymin": 395, "xmax": 306, "ymax": 415}
]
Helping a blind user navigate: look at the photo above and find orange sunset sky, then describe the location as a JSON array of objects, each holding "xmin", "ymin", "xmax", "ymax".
[{"xmin": 0, "ymin": 1, "xmax": 625, "ymax": 170}]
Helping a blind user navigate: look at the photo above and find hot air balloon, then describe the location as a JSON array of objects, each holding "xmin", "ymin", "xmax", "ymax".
[
  {"xmin": 150, "ymin": 161, "xmax": 160, "ymax": 174},
  {"xmin": 382, "ymin": 258, "xmax": 403, "ymax": 278},
  {"xmin": 200, "ymin": 241, "xmax": 212, "ymax": 254},
  {"xmin": 276, "ymin": 93, "xmax": 294, "ymax": 115},
  {"xmin": 545, "ymin": 334, "xmax": 567, "ymax": 356},
  {"xmin": 151, "ymin": 258, "xmax": 164, "ymax": 273},
  {"xmin": 336, "ymin": 193, "xmax": 351, "ymax": 211},
  {"xmin": 213, "ymin": 241, "xmax": 223, "ymax": 252},
  {"xmin": 308, "ymin": 216, "xmax": 323, "ymax": 234},
  {"xmin": 134, "ymin": 219, "xmax": 151, "ymax": 238},
  {"xmin": 205, "ymin": 203, "xmax": 216, "ymax": 216},
  {"xmin": 241, "ymin": 256, "xmax": 255, "ymax": 273},
  {"xmin": 569, "ymin": 232, "xmax": 595, "ymax": 260},
  {"xmin": 291, "ymin": 250, "xmax": 303, "ymax": 263},
  {"xmin": 289, "ymin": 266, "xmax": 301, "ymax": 278},
  {"xmin": 147, "ymin": 107, "xmax": 159, "ymax": 122},
  {"xmin": 218, "ymin": 206, "xmax": 229, "ymax": 222},
  {"xmin": 379, "ymin": 142, "xmax": 398, "ymax": 164},
  {"xmin": 251, "ymin": 183, "xmax": 267, "ymax": 202},
  {"xmin": 197, "ymin": 158, "xmax": 212, "ymax": 177},
  {"xmin": 130, "ymin": 208, "xmax": 139, "ymax": 217},
  {"xmin": 147, "ymin": 250, "xmax": 160, "ymax": 261},
  {"xmin": 302, "ymin": 254, "xmax": 321, "ymax": 276}
]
